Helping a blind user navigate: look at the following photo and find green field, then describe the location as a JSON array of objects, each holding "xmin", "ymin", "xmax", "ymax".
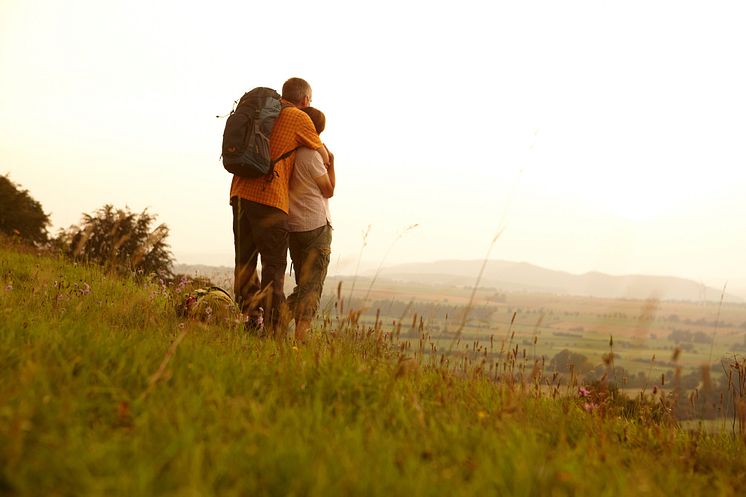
[
  {"xmin": 333, "ymin": 277, "xmax": 746, "ymax": 384},
  {"xmin": 2, "ymin": 242, "xmax": 746, "ymax": 496}
]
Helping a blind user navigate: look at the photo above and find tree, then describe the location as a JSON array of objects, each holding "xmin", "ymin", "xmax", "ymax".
[
  {"xmin": 57, "ymin": 205, "xmax": 173, "ymax": 278},
  {"xmin": 0, "ymin": 174, "xmax": 50, "ymax": 243},
  {"xmin": 549, "ymin": 349, "xmax": 592, "ymax": 374},
  {"xmin": 668, "ymin": 329, "xmax": 693, "ymax": 343},
  {"xmin": 584, "ymin": 364, "xmax": 631, "ymax": 387}
]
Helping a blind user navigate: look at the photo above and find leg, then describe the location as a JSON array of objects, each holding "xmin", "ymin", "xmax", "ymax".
[
  {"xmin": 286, "ymin": 230, "xmax": 307, "ymax": 324},
  {"xmin": 232, "ymin": 197, "xmax": 260, "ymax": 315},
  {"xmin": 251, "ymin": 204, "xmax": 289, "ymax": 332},
  {"xmin": 290, "ymin": 225, "xmax": 332, "ymax": 340},
  {"xmin": 288, "ymin": 232, "xmax": 310, "ymax": 340}
]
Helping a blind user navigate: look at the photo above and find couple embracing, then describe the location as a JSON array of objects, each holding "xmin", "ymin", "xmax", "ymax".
[{"xmin": 229, "ymin": 77, "xmax": 334, "ymax": 340}]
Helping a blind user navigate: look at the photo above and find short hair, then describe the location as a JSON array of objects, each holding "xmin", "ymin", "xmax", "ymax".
[
  {"xmin": 282, "ymin": 77, "xmax": 311, "ymax": 105},
  {"xmin": 301, "ymin": 107, "xmax": 326, "ymax": 134}
]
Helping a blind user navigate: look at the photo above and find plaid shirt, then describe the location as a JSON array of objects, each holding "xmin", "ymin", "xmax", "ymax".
[{"xmin": 229, "ymin": 100, "xmax": 322, "ymax": 213}]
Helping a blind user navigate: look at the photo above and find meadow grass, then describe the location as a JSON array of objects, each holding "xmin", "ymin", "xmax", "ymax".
[{"xmin": 1, "ymin": 242, "xmax": 745, "ymax": 496}]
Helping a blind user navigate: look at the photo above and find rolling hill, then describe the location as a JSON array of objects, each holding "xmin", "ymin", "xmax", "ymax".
[{"xmin": 376, "ymin": 260, "xmax": 740, "ymax": 302}]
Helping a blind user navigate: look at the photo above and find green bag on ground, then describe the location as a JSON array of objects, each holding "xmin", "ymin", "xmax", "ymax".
[{"xmin": 182, "ymin": 286, "xmax": 241, "ymax": 324}]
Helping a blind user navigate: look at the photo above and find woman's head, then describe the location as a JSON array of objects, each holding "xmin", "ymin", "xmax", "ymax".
[{"xmin": 301, "ymin": 107, "xmax": 326, "ymax": 134}]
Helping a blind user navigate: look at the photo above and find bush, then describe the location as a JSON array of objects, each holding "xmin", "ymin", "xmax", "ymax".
[
  {"xmin": 0, "ymin": 174, "xmax": 50, "ymax": 243},
  {"xmin": 56, "ymin": 204, "xmax": 173, "ymax": 278},
  {"xmin": 549, "ymin": 349, "xmax": 592, "ymax": 374}
]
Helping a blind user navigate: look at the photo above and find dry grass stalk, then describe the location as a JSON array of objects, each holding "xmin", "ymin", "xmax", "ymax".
[
  {"xmin": 346, "ymin": 224, "xmax": 371, "ymax": 308},
  {"xmin": 363, "ymin": 223, "xmax": 419, "ymax": 303},
  {"xmin": 137, "ymin": 327, "xmax": 189, "ymax": 403},
  {"xmin": 707, "ymin": 281, "xmax": 728, "ymax": 365}
]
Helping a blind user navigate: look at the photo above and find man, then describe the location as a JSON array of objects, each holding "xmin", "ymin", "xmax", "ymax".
[
  {"xmin": 286, "ymin": 107, "xmax": 334, "ymax": 341},
  {"xmin": 230, "ymin": 77, "xmax": 330, "ymax": 331}
]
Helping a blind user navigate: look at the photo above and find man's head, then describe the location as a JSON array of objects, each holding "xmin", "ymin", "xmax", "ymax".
[
  {"xmin": 301, "ymin": 107, "xmax": 326, "ymax": 134},
  {"xmin": 282, "ymin": 77, "xmax": 312, "ymax": 108}
]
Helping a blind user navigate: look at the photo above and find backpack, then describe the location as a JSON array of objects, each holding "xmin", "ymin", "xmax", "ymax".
[
  {"xmin": 221, "ymin": 87, "xmax": 298, "ymax": 179},
  {"xmin": 181, "ymin": 286, "xmax": 241, "ymax": 323}
]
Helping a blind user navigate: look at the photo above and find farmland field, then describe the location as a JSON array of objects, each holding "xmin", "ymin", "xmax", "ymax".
[{"xmin": 330, "ymin": 276, "xmax": 746, "ymax": 410}]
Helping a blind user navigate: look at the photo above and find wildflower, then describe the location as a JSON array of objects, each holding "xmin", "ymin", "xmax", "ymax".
[
  {"xmin": 176, "ymin": 275, "xmax": 189, "ymax": 294},
  {"xmin": 578, "ymin": 386, "xmax": 591, "ymax": 398},
  {"xmin": 583, "ymin": 402, "xmax": 598, "ymax": 413},
  {"xmin": 184, "ymin": 295, "xmax": 197, "ymax": 311},
  {"xmin": 118, "ymin": 401, "xmax": 130, "ymax": 420},
  {"xmin": 4, "ymin": 283, "xmax": 12, "ymax": 291},
  {"xmin": 80, "ymin": 282, "xmax": 91, "ymax": 295},
  {"xmin": 477, "ymin": 410, "xmax": 488, "ymax": 420}
]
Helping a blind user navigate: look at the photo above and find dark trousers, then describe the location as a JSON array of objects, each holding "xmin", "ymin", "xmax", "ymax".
[{"xmin": 231, "ymin": 197, "xmax": 288, "ymax": 327}]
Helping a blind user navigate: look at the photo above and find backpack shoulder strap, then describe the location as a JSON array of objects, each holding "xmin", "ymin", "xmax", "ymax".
[
  {"xmin": 270, "ymin": 102, "xmax": 306, "ymax": 164},
  {"xmin": 270, "ymin": 146, "xmax": 300, "ymax": 166},
  {"xmin": 263, "ymin": 100, "xmax": 302, "ymax": 182}
]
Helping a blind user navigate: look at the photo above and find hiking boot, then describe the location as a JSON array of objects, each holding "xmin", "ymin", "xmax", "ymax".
[{"xmin": 244, "ymin": 306, "xmax": 264, "ymax": 335}]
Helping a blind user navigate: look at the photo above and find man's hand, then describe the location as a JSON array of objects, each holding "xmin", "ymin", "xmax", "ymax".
[
  {"xmin": 318, "ymin": 144, "xmax": 330, "ymax": 166},
  {"xmin": 323, "ymin": 144, "xmax": 333, "ymax": 168},
  {"xmin": 327, "ymin": 151, "xmax": 334, "ymax": 169}
]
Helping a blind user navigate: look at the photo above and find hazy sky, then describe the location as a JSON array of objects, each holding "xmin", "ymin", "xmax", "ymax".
[{"xmin": 2, "ymin": 0, "xmax": 745, "ymax": 292}]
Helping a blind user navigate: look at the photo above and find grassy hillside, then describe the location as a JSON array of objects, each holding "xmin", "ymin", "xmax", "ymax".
[{"xmin": 1, "ymin": 241, "xmax": 745, "ymax": 496}]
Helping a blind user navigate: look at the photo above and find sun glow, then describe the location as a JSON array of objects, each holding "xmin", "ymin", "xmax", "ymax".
[
  {"xmin": 601, "ymin": 183, "xmax": 677, "ymax": 223},
  {"xmin": 1, "ymin": 0, "xmax": 745, "ymax": 287}
]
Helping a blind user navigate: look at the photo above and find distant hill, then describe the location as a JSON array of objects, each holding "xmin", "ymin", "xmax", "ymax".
[
  {"xmin": 172, "ymin": 264, "xmax": 297, "ymax": 295},
  {"xmin": 173, "ymin": 264, "xmax": 233, "ymax": 289},
  {"xmin": 376, "ymin": 260, "xmax": 741, "ymax": 303},
  {"xmin": 173, "ymin": 259, "xmax": 742, "ymax": 303}
]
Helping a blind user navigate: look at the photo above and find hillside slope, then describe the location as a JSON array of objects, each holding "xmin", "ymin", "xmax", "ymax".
[{"xmin": 3, "ymin": 243, "xmax": 744, "ymax": 496}]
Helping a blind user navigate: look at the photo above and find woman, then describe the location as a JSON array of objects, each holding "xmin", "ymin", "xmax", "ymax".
[{"xmin": 286, "ymin": 107, "xmax": 335, "ymax": 341}]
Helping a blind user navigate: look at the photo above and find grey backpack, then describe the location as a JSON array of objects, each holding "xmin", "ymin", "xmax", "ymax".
[{"xmin": 221, "ymin": 87, "xmax": 297, "ymax": 179}]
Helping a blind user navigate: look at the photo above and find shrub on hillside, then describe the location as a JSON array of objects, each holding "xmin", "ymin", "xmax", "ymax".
[
  {"xmin": 56, "ymin": 204, "xmax": 173, "ymax": 278},
  {"xmin": 0, "ymin": 174, "xmax": 50, "ymax": 243},
  {"xmin": 583, "ymin": 364, "xmax": 631, "ymax": 387},
  {"xmin": 549, "ymin": 349, "xmax": 592, "ymax": 374}
]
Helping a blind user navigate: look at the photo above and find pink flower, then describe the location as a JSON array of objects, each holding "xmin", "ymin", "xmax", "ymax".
[{"xmin": 578, "ymin": 387, "xmax": 591, "ymax": 398}]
